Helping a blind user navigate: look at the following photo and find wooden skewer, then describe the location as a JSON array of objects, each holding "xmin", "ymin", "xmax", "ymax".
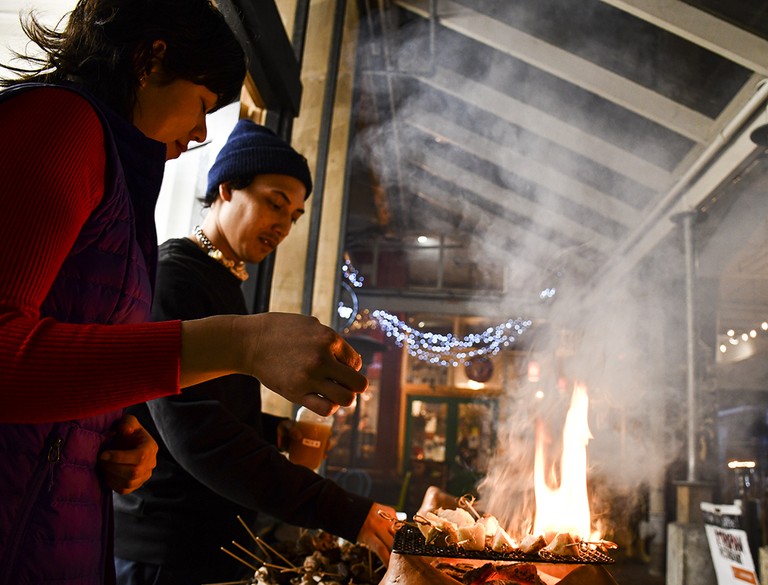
[
  {"xmin": 255, "ymin": 535, "xmax": 297, "ymax": 569},
  {"xmin": 564, "ymin": 539, "xmax": 618, "ymax": 550},
  {"xmin": 230, "ymin": 539, "xmax": 303, "ymax": 574},
  {"xmin": 368, "ymin": 547, "xmax": 373, "ymax": 582},
  {"xmin": 236, "ymin": 514, "xmax": 297, "ymax": 569},
  {"xmin": 377, "ymin": 509, "xmax": 396, "ymax": 522},
  {"xmin": 231, "ymin": 540, "xmax": 269, "ymax": 565},
  {"xmin": 220, "ymin": 546, "xmax": 259, "ymax": 572},
  {"xmin": 457, "ymin": 494, "xmax": 481, "ymax": 519},
  {"xmin": 378, "ymin": 508, "xmax": 407, "ymax": 533},
  {"xmin": 236, "ymin": 515, "xmax": 260, "ymax": 546}
]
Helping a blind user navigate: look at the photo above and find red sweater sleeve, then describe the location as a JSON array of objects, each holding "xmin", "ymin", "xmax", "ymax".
[{"xmin": 0, "ymin": 87, "xmax": 182, "ymax": 423}]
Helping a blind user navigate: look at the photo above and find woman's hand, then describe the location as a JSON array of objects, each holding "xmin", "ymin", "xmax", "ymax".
[
  {"xmin": 180, "ymin": 313, "xmax": 368, "ymax": 416},
  {"xmin": 356, "ymin": 503, "xmax": 397, "ymax": 565},
  {"xmin": 99, "ymin": 414, "xmax": 158, "ymax": 494}
]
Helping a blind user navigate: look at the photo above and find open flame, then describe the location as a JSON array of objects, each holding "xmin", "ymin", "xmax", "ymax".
[{"xmin": 533, "ymin": 382, "xmax": 596, "ymax": 540}]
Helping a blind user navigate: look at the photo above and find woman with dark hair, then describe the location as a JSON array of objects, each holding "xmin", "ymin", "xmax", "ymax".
[{"xmin": 0, "ymin": 1, "xmax": 368, "ymax": 583}]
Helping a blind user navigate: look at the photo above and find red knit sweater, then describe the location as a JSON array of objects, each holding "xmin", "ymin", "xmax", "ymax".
[{"xmin": 0, "ymin": 87, "xmax": 181, "ymax": 423}]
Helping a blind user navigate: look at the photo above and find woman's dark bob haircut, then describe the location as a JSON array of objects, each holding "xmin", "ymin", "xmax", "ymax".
[{"xmin": 1, "ymin": 0, "xmax": 246, "ymax": 119}]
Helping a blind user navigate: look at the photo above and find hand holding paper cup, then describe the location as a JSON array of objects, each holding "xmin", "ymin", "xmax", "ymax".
[{"xmin": 288, "ymin": 406, "xmax": 334, "ymax": 470}]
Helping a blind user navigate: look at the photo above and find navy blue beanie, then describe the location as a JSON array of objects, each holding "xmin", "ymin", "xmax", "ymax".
[{"xmin": 207, "ymin": 120, "xmax": 313, "ymax": 199}]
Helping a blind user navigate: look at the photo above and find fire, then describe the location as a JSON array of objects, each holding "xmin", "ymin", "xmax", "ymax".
[{"xmin": 533, "ymin": 382, "xmax": 596, "ymax": 540}]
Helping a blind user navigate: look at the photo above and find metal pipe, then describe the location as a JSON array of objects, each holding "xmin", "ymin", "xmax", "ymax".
[
  {"xmin": 428, "ymin": 0, "xmax": 437, "ymax": 75},
  {"xmin": 302, "ymin": 0, "xmax": 348, "ymax": 315},
  {"xmin": 683, "ymin": 212, "xmax": 697, "ymax": 482},
  {"xmin": 673, "ymin": 211, "xmax": 698, "ymax": 482}
]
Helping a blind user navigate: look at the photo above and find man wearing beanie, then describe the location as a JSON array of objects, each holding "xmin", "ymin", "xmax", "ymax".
[{"xmin": 113, "ymin": 120, "xmax": 395, "ymax": 585}]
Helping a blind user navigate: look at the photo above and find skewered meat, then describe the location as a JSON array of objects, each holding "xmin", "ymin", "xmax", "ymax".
[
  {"xmin": 457, "ymin": 522, "xmax": 486, "ymax": 551},
  {"xmin": 224, "ymin": 529, "xmax": 382, "ymax": 585},
  {"xmin": 490, "ymin": 527, "xmax": 517, "ymax": 553},
  {"xmin": 518, "ymin": 534, "xmax": 547, "ymax": 554},
  {"xmin": 405, "ymin": 497, "xmax": 610, "ymax": 562},
  {"xmin": 438, "ymin": 507, "xmax": 476, "ymax": 527},
  {"xmin": 416, "ymin": 511, "xmax": 460, "ymax": 544},
  {"xmin": 477, "ymin": 514, "xmax": 499, "ymax": 539},
  {"xmin": 542, "ymin": 532, "xmax": 578, "ymax": 557}
]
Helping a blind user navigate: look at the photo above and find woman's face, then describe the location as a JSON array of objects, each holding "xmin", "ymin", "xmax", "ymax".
[{"xmin": 132, "ymin": 76, "xmax": 217, "ymax": 160}]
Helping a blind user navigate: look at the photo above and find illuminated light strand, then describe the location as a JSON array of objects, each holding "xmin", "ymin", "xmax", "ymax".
[
  {"xmin": 371, "ymin": 309, "xmax": 532, "ymax": 367},
  {"xmin": 341, "ymin": 258, "xmax": 364, "ymax": 288},
  {"xmin": 340, "ymin": 259, "xmax": 534, "ymax": 367},
  {"xmin": 719, "ymin": 321, "xmax": 768, "ymax": 354},
  {"xmin": 539, "ymin": 287, "xmax": 557, "ymax": 299}
]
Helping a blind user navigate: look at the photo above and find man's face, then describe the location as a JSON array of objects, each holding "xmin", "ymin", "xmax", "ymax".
[{"xmin": 215, "ymin": 173, "xmax": 306, "ymax": 264}]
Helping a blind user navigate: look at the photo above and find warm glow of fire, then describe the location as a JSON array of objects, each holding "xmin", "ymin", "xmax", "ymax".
[{"xmin": 533, "ymin": 382, "xmax": 597, "ymax": 540}]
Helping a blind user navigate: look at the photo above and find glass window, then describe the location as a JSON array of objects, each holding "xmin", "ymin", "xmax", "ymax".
[
  {"xmin": 410, "ymin": 400, "xmax": 448, "ymax": 462},
  {"xmin": 456, "ymin": 401, "xmax": 496, "ymax": 474}
]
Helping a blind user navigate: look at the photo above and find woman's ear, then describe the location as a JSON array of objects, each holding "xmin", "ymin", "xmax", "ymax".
[
  {"xmin": 135, "ymin": 40, "xmax": 167, "ymax": 86},
  {"xmin": 150, "ymin": 40, "xmax": 167, "ymax": 62},
  {"xmin": 147, "ymin": 40, "xmax": 167, "ymax": 75}
]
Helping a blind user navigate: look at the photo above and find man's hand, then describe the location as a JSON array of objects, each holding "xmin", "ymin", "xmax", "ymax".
[
  {"xmin": 356, "ymin": 503, "xmax": 397, "ymax": 565},
  {"xmin": 99, "ymin": 414, "xmax": 158, "ymax": 495}
]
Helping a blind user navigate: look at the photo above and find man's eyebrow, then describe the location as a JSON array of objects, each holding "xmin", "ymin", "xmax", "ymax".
[{"xmin": 274, "ymin": 190, "xmax": 306, "ymax": 216}]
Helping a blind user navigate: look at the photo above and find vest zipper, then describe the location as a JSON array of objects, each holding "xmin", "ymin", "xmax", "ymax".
[
  {"xmin": 48, "ymin": 437, "xmax": 63, "ymax": 491},
  {"xmin": 0, "ymin": 427, "xmax": 66, "ymax": 584}
]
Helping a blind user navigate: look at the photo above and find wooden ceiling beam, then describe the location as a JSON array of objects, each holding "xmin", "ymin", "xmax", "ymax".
[
  {"xmin": 395, "ymin": 0, "xmax": 713, "ymax": 142},
  {"xmin": 598, "ymin": 0, "xmax": 768, "ymax": 76},
  {"xmin": 404, "ymin": 112, "xmax": 640, "ymax": 227},
  {"xmin": 418, "ymin": 65, "xmax": 672, "ymax": 191},
  {"xmin": 415, "ymin": 149, "xmax": 617, "ymax": 252}
]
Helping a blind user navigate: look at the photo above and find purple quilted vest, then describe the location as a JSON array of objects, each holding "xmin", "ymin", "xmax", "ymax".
[{"xmin": 0, "ymin": 84, "xmax": 165, "ymax": 585}]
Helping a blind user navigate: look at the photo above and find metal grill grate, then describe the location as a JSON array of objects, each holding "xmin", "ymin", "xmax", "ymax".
[{"xmin": 392, "ymin": 524, "xmax": 614, "ymax": 565}]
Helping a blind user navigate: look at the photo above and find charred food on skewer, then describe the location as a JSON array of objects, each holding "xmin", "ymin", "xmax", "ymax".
[{"xmin": 407, "ymin": 496, "xmax": 614, "ymax": 561}]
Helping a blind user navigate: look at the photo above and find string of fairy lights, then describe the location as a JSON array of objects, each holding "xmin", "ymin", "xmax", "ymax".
[
  {"xmin": 719, "ymin": 321, "xmax": 768, "ymax": 354},
  {"xmin": 340, "ymin": 258, "xmax": 537, "ymax": 367},
  {"xmin": 341, "ymin": 258, "xmax": 364, "ymax": 288},
  {"xmin": 373, "ymin": 310, "xmax": 532, "ymax": 367}
]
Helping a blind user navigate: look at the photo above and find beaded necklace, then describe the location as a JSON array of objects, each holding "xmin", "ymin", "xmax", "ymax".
[{"xmin": 193, "ymin": 225, "xmax": 249, "ymax": 282}]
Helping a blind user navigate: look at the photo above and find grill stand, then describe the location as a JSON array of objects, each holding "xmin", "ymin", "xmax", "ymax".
[
  {"xmin": 393, "ymin": 524, "xmax": 614, "ymax": 564},
  {"xmin": 379, "ymin": 553, "xmax": 620, "ymax": 585}
]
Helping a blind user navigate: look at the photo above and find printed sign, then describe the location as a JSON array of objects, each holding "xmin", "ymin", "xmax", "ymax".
[{"xmin": 701, "ymin": 502, "xmax": 758, "ymax": 585}]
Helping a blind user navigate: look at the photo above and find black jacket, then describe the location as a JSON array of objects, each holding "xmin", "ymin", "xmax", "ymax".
[{"xmin": 114, "ymin": 238, "xmax": 373, "ymax": 577}]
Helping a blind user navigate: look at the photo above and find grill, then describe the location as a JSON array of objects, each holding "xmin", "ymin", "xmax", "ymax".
[{"xmin": 392, "ymin": 524, "xmax": 615, "ymax": 565}]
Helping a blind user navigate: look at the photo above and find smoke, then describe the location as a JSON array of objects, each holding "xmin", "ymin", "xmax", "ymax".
[
  {"xmin": 349, "ymin": 0, "xmax": 708, "ymax": 539},
  {"xmin": 476, "ymin": 261, "xmax": 687, "ymax": 538}
]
